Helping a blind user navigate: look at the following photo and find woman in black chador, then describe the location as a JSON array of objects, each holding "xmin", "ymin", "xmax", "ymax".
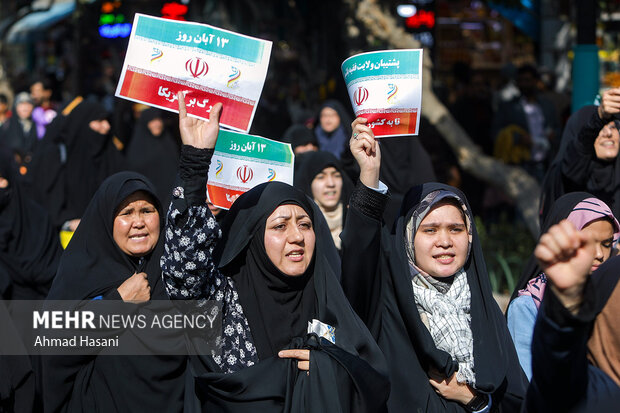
[
  {"xmin": 42, "ymin": 171, "xmax": 187, "ymax": 413},
  {"xmin": 29, "ymin": 99, "xmax": 124, "ymax": 231},
  {"xmin": 341, "ymin": 117, "xmax": 527, "ymax": 412},
  {"xmin": 540, "ymin": 88, "xmax": 620, "ymax": 222},
  {"xmin": 0, "ymin": 147, "xmax": 61, "ymax": 300},
  {"xmin": 161, "ymin": 94, "xmax": 389, "ymax": 412},
  {"xmin": 125, "ymin": 108, "xmax": 179, "ymax": 205}
]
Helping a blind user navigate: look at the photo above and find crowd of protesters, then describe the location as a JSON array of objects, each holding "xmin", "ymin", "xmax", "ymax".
[{"xmin": 0, "ymin": 55, "xmax": 618, "ymax": 413}]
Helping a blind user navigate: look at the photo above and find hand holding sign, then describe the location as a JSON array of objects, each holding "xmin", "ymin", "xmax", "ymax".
[
  {"xmin": 341, "ymin": 49, "xmax": 423, "ymax": 137},
  {"xmin": 178, "ymin": 91, "xmax": 222, "ymax": 149},
  {"xmin": 350, "ymin": 117, "xmax": 381, "ymax": 189}
]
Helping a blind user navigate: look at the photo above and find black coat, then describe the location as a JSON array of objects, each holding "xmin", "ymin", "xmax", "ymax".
[{"xmin": 526, "ymin": 256, "xmax": 620, "ymax": 412}]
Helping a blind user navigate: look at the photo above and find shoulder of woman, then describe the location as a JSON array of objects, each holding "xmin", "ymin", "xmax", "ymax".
[{"xmin": 507, "ymin": 295, "xmax": 538, "ymax": 320}]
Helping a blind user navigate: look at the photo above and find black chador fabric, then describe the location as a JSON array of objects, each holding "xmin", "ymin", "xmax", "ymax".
[
  {"xmin": 0, "ymin": 149, "xmax": 61, "ymax": 300},
  {"xmin": 341, "ymin": 182, "xmax": 527, "ymax": 412},
  {"xmin": 29, "ymin": 99, "xmax": 124, "ymax": 229},
  {"xmin": 526, "ymin": 256, "xmax": 620, "ymax": 413},
  {"xmin": 193, "ymin": 182, "xmax": 389, "ymax": 412},
  {"xmin": 539, "ymin": 105, "xmax": 620, "ymax": 223},
  {"xmin": 43, "ymin": 172, "xmax": 186, "ymax": 413},
  {"xmin": 293, "ymin": 150, "xmax": 353, "ymax": 249},
  {"xmin": 125, "ymin": 108, "xmax": 179, "ymax": 205},
  {"xmin": 0, "ymin": 300, "xmax": 35, "ymax": 413},
  {"xmin": 0, "ymin": 115, "xmax": 38, "ymax": 158},
  {"xmin": 510, "ymin": 192, "xmax": 595, "ymax": 303},
  {"xmin": 340, "ymin": 134, "xmax": 437, "ymax": 227}
]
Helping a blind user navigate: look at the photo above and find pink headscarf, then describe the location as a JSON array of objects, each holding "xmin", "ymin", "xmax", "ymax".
[{"xmin": 519, "ymin": 197, "xmax": 620, "ymax": 309}]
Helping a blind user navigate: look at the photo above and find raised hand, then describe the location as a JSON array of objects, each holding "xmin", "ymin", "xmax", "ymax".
[
  {"xmin": 598, "ymin": 87, "xmax": 620, "ymax": 120},
  {"xmin": 349, "ymin": 117, "xmax": 381, "ymax": 188},
  {"xmin": 534, "ymin": 220, "xmax": 596, "ymax": 312},
  {"xmin": 178, "ymin": 91, "xmax": 223, "ymax": 149}
]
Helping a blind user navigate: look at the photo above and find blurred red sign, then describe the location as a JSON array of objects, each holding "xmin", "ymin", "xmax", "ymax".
[{"xmin": 405, "ymin": 10, "xmax": 435, "ymax": 29}]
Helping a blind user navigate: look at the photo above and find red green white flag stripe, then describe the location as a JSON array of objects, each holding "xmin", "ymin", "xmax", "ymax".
[
  {"xmin": 341, "ymin": 49, "xmax": 423, "ymax": 137},
  {"xmin": 208, "ymin": 129, "xmax": 294, "ymax": 209},
  {"xmin": 115, "ymin": 14, "xmax": 272, "ymax": 133}
]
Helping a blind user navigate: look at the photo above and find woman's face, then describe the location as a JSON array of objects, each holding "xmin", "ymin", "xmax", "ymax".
[
  {"xmin": 413, "ymin": 203, "xmax": 469, "ymax": 278},
  {"xmin": 15, "ymin": 102, "xmax": 33, "ymax": 120},
  {"xmin": 311, "ymin": 166, "xmax": 343, "ymax": 211},
  {"xmin": 580, "ymin": 218, "xmax": 614, "ymax": 274},
  {"xmin": 264, "ymin": 204, "xmax": 315, "ymax": 276},
  {"xmin": 89, "ymin": 119, "xmax": 111, "ymax": 135},
  {"xmin": 147, "ymin": 118, "xmax": 164, "ymax": 137},
  {"xmin": 594, "ymin": 121, "xmax": 620, "ymax": 161},
  {"xmin": 113, "ymin": 191, "xmax": 160, "ymax": 257},
  {"xmin": 319, "ymin": 107, "xmax": 341, "ymax": 133}
]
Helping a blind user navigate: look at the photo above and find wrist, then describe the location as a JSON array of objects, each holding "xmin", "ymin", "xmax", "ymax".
[
  {"xmin": 465, "ymin": 391, "xmax": 489, "ymax": 412},
  {"xmin": 550, "ymin": 284, "xmax": 584, "ymax": 314},
  {"xmin": 359, "ymin": 168, "xmax": 380, "ymax": 189},
  {"xmin": 460, "ymin": 385, "xmax": 477, "ymax": 405},
  {"xmin": 598, "ymin": 105, "xmax": 609, "ymax": 120}
]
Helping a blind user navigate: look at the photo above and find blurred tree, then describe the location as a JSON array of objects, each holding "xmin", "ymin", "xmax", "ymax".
[{"xmin": 342, "ymin": 0, "xmax": 541, "ymax": 236}]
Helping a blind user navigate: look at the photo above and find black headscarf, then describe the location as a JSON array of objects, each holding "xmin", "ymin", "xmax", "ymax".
[
  {"xmin": 283, "ymin": 124, "xmax": 318, "ymax": 152},
  {"xmin": 43, "ymin": 172, "xmax": 186, "ymax": 413},
  {"xmin": 216, "ymin": 182, "xmax": 324, "ymax": 360},
  {"xmin": 125, "ymin": 108, "xmax": 179, "ymax": 206},
  {"xmin": 294, "ymin": 150, "xmax": 354, "ymax": 243},
  {"xmin": 194, "ymin": 182, "xmax": 389, "ymax": 412},
  {"xmin": 314, "ymin": 100, "xmax": 352, "ymax": 159},
  {"xmin": 29, "ymin": 99, "xmax": 124, "ymax": 229},
  {"xmin": 0, "ymin": 147, "xmax": 62, "ymax": 300},
  {"xmin": 373, "ymin": 183, "xmax": 526, "ymax": 411},
  {"xmin": 540, "ymin": 105, "xmax": 620, "ymax": 223},
  {"xmin": 0, "ymin": 115, "xmax": 38, "ymax": 158}
]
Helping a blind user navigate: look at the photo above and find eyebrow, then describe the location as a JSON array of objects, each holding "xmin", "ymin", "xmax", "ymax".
[
  {"xmin": 269, "ymin": 213, "xmax": 310, "ymax": 222},
  {"xmin": 419, "ymin": 222, "xmax": 466, "ymax": 227}
]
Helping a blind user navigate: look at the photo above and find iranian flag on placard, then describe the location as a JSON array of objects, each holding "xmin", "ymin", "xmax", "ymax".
[
  {"xmin": 116, "ymin": 14, "xmax": 272, "ymax": 133},
  {"xmin": 208, "ymin": 129, "xmax": 294, "ymax": 209}
]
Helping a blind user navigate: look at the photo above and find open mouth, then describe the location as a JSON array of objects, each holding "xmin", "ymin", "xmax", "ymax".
[
  {"xmin": 129, "ymin": 234, "xmax": 148, "ymax": 241},
  {"xmin": 433, "ymin": 254, "xmax": 455, "ymax": 264},
  {"xmin": 286, "ymin": 250, "xmax": 305, "ymax": 262}
]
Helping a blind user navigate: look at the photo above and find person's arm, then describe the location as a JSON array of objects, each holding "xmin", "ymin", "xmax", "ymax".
[
  {"xmin": 161, "ymin": 95, "xmax": 225, "ymax": 301},
  {"xmin": 506, "ymin": 295, "xmax": 538, "ymax": 381},
  {"xmin": 340, "ymin": 118, "xmax": 389, "ymax": 326},
  {"xmin": 562, "ymin": 88, "xmax": 620, "ymax": 185},
  {"xmin": 525, "ymin": 220, "xmax": 597, "ymax": 412}
]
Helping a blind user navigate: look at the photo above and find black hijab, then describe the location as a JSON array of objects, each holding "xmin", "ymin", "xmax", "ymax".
[
  {"xmin": 540, "ymin": 105, "xmax": 620, "ymax": 223},
  {"xmin": 193, "ymin": 182, "xmax": 389, "ymax": 412},
  {"xmin": 125, "ymin": 108, "xmax": 179, "ymax": 206},
  {"xmin": 29, "ymin": 99, "xmax": 124, "ymax": 229},
  {"xmin": 375, "ymin": 183, "xmax": 526, "ymax": 411},
  {"xmin": 0, "ymin": 148, "xmax": 62, "ymax": 300},
  {"xmin": 314, "ymin": 100, "xmax": 352, "ymax": 159},
  {"xmin": 216, "ymin": 182, "xmax": 325, "ymax": 360},
  {"xmin": 43, "ymin": 172, "xmax": 187, "ymax": 413},
  {"xmin": 511, "ymin": 192, "xmax": 595, "ymax": 303},
  {"xmin": 47, "ymin": 172, "xmax": 165, "ymax": 300},
  {"xmin": 283, "ymin": 124, "xmax": 318, "ymax": 152},
  {"xmin": 294, "ymin": 150, "xmax": 353, "ymax": 243}
]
